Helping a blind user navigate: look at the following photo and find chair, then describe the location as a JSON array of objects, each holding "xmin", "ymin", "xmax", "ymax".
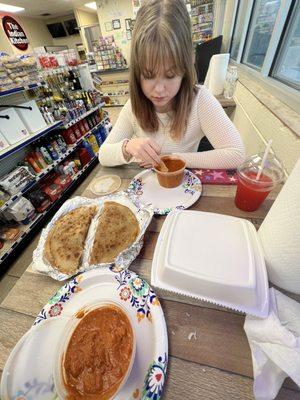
[{"xmin": 195, "ymin": 35, "xmax": 223, "ymax": 84}]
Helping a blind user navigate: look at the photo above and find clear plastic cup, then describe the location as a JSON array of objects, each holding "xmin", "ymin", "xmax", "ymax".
[{"xmin": 235, "ymin": 153, "xmax": 284, "ymax": 212}]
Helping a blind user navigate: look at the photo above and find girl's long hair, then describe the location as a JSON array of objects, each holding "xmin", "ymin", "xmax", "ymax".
[{"xmin": 130, "ymin": 0, "xmax": 196, "ymax": 140}]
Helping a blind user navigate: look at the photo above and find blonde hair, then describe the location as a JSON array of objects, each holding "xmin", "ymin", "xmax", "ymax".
[{"xmin": 130, "ymin": 0, "xmax": 196, "ymax": 140}]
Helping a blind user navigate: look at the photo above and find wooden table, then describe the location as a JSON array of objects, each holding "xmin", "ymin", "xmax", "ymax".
[{"xmin": 0, "ymin": 164, "xmax": 299, "ymax": 400}]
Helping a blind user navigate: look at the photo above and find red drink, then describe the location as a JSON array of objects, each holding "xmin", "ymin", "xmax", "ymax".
[{"xmin": 235, "ymin": 172, "xmax": 273, "ymax": 212}]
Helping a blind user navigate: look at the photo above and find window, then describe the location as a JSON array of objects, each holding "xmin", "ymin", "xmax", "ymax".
[
  {"xmin": 230, "ymin": 1, "xmax": 250, "ymax": 60},
  {"xmin": 230, "ymin": 0, "xmax": 300, "ymax": 95},
  {"xmin": 272, "ymin": 3, "xmax": 300, "ymax": 90},
  {"xmin": 242, "ymin": 0, "xmax": 281, "ymax": 70}
]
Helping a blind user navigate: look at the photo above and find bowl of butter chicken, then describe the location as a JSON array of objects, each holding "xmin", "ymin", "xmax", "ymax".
[
  {"xmin": 54, "ymin": 302, "xmax": 136, "ymax": 399},
  {"xmin": 154, "ymin": 155, "xmax": 186, "ymax": 188}
]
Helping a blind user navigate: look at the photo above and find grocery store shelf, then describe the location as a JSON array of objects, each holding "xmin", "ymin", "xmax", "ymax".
[
  {"xmin": 91, "ymin": 67, "xmax": 129, "ymax": 74},
  {"xmin": 0, "ymin": 103, "xmax": 106, "ymax": 162},
  {"xmin": 0, "ymin": 82, "xmax": 45, "ymax": 98},
  {"xmin": 0, "ymin": 121, "xmax": 62, "ymax": 162},
  {"xmin": 103, "ymin": 104, "xmax": 125, "ymax": 107},
  {"xmin": 101, "ymin": 82, "xmax": 129, "ymax": 87},
  {"xmin": 0, "ymin": 156, "xmax": 98, "ymax": 267},
  {"xmin": 0, "ymin": 116, "xmax": 109, "ymax": 213},
  {"xmin": 102, "ymin": 93, "xmax": 129, "ymax": 98},
  {"xmin": 62, "ymin": 102, "xmax": 105, "ymax": 129}
]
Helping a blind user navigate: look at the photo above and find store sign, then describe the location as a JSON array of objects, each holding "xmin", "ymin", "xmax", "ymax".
[{"xmin": 2, "ymin": 16, "xmax": 29, "ymax": 51}]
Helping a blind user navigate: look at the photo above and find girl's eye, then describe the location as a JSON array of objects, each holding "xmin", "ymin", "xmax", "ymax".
[
  {"xmin": 142, "ymin": 72, "xmax": 155, "ymax": 80},
  {"xmin": 166, "ymin": 75, "xmax": 175, "ymax": 79}
]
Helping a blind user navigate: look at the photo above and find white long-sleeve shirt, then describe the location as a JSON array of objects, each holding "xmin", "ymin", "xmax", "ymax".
[{"xmin": 98, "ymin": 85, "xmax": 245, "ymax": 169}]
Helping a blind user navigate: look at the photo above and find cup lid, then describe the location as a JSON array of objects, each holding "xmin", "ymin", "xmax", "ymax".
[{"xmin": 237, "ymin": 153, "xmax": 284, "ymax": 186}]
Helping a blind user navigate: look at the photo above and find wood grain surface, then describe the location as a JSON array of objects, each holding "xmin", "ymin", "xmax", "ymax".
[{"xmin": 0, "ymin": 165, "xmax": 298, "ymax": 400}]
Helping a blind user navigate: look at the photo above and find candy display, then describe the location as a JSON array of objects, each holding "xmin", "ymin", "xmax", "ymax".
[
  {"xmin": 189, "ymin": 0, "xmax": 214, "ymax": 43},
  {"xmin": 92, "ymin": 36, "xmax": 128, "ymax": 70}
]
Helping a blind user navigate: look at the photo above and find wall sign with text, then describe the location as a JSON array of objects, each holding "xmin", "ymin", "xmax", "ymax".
[{"xmin": 2, "ymin": 16, "xmax": 29, "ymax": 51}]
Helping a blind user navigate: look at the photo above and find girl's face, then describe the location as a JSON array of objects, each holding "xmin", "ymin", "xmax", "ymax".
[{"xmin": 140, "ymin": 67, "xmax": 183, "ymax": 113}]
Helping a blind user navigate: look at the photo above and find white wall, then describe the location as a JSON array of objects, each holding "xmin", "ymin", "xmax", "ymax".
[
  {"xmin": 45, "ymin": 14, "xmax": 82, "ymax": 54},
  {"xmin": 96, "ymin": 0, "xmax": 133, "ymax": 63},
  {"xmin": 0, "ymin": 15, "xmax": 53, "ymax": 54},
  {"xmin": 232, "ymin": 82, "xmax": 300, "ymax": 175}
]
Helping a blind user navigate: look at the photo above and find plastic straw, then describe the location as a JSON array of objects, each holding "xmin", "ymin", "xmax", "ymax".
[{"xmin": 256, "ymin": 140, "xmax": 273, "ymax": 180}]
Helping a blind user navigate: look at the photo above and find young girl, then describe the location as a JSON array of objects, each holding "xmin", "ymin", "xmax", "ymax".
[{"xmin": 98, "ymin": 0, "xmax": 245, "ymax": 169}]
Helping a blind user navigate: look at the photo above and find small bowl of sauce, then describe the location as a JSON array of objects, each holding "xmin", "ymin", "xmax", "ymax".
[
  {"xmin": 154, "ymin": 155, "xmax": 186, "ymax": 188},
  {"xmin": 54, "ymin": 302, "xmax": 135, "ymax": 400}
]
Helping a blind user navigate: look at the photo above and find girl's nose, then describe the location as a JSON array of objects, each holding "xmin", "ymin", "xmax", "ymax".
[{"xmin": 154, "ymin": 79, "xmax": 165, "ymax": 94}]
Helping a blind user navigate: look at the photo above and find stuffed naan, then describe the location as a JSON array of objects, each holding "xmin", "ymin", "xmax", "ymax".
[
  {"xmin": 89, "ymin": 201, "xmax": 139, "ymax": 264},
  {"xmin": 44, "ymin": 205, "xmax": 97, "ymax": 274}
]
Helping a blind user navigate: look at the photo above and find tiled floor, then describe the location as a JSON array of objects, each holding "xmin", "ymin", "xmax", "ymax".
[{"xmin": 0, "ymin": 106, "xmax": 122, "ymax": 303}]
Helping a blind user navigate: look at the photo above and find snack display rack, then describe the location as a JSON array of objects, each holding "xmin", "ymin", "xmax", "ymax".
[
  {"xmin": 0, "ymin": 114, "xmax": 109, "ymax": 213},
  {"xmin": 0, "ymin": 79, "xmax": 110, "ymax": 271},
  {"xmin": 0, "ymin": 120, "xmax": 62, "ymax": 161},
  {"xmin": 0, "ymin": 155, "xmax": 98, "ymax": 266},
  {"xmin": 93, "ymin": 72, "xmax": 130, "ymax": 107},
  {"xmin": 0, "ymin": 82, "xmax": 45, "ymax": 98},
  {"xmin": 187, "ymin": 0, "xmax": 214, "ymax": 44}
]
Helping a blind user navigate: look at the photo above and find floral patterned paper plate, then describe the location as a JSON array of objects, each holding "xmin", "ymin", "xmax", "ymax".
[
  {"xmin": 0, "ymin": 268, "xmax": 168, "ymax": 400},
  {"xmin": 127, "ymin": 169, "xmax": 202, "ymax": 215}
]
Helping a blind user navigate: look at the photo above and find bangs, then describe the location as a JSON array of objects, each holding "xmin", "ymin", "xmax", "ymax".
[{"xmin": 137, "ymin": 30, "xmax": 184, "ymax": 78}]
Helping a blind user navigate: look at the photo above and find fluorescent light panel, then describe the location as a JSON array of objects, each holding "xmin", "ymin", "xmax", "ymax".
[
  {"xmin": 0, "ymin": 3, "xmax": 25, "ymax": 12},
  {"xmin": 85, "ymin": 2, "xmax": 97, "ymax": 10}
]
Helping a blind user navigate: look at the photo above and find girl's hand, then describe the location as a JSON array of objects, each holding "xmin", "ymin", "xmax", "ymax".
[
  {"xmin": 139, "ymin": 161, "xmax": 153, "ymax": 169},
  {"xmin": 125, "ymin": 138, "xmax": 161, "ymax": 166}
]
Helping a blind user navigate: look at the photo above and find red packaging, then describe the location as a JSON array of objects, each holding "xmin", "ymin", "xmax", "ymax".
[
  {"xmin": 92, "ymin": 115, "xmax": 97, "ymax": 126},
  {"xmin": 61, "ymin": 128, "xmax": 77, "ymax": 144},
  {"xmin": 78, "ymin": 148, "xmax": 91, "ymax": 166},
  {"xmin": 83, "ymin": 119, "xmax": 89, "ymax": 132},
  {"xmin": 49, "ymin": 56, "xmax": 59, "ymax": 68},
  {"xmin": 95, "ymin": 112, "xmax": 101, "ymax": 124},
  {"xmin": 73, "ymin": 123, "xmax": 82, "ymax": 139},
  {"xmin": 41, "ymin": 183, "xmax": 62, "ymax": 202},
  {"xmin": 53, "ymin": 174, "xmax": 72, "ymax": 189},
  {"xmin": 78, "ymin": 121, "xmax": 86, "ymax": 135},
  {"xmin": 38, "ymin": 55, "xmax": 51, "ymax": 69}
]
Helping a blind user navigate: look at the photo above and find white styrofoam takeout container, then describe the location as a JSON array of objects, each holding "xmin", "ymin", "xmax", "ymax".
[{"xmin": 151, "ymin": 210, "xmax": 269, "ymax": 318}]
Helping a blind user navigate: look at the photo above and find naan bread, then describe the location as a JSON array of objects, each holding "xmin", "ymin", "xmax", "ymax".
[
  {"xmin": 89, "ymin": 201, "xmax": 139, "ymax": 265},
  {"xmin": 44, "ymin": 205, "xmax": 97, "ymax": 274}
]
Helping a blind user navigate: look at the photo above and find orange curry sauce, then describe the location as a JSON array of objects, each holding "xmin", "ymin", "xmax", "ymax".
[{"xmin": 63, "ymin": 305, "xmax": 134, "ymax": 400}]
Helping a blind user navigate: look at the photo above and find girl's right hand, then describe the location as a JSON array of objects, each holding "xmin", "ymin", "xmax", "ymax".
[{"xmin": 125, "ymin": 138, "xmax": 161, "ymax": 166}]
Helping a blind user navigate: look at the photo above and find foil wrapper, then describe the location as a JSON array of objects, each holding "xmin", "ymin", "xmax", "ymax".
[{"xmin": 32, "ymin": 191, "xmax": 153, "ymax": 281}]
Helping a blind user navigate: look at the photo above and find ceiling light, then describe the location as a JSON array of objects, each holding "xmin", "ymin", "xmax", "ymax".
[
  {"xmin": 0, "ymin": 3, "xmax": 25, "ymax": 12},
  {"xmin": 85, "ymin": 2, "xmax": 97, "ymax": 10}
]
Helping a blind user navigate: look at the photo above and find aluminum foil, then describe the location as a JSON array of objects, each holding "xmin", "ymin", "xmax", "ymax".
[{"xmin": 32, "ymin": 191, "xmax": 154, "ymax": 281}]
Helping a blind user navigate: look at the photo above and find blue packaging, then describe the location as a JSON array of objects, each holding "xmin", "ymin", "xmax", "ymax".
[
  {"xmin": 93, "ymin": 128, "xmax": 102, "ymax": 147},
  {"xmin": 81, "ymin": 139, "xmax": 95, "ymax": 157},
  {"xmin": 99, "ymin": 126, "xmax": 107, "ymax": 143}
]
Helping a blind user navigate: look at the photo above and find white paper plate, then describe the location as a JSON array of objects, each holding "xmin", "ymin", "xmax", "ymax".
[
  {"xmin": 127, "ymin": 169, "xmax": 202, "ymax": 215},
  {"xmin": 1, "ymin": 269, "xmax": 168, "ymax": 400},
  {"xmin": 151, "ymin": 210, "xmax": 269, "ymax": 318}
]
